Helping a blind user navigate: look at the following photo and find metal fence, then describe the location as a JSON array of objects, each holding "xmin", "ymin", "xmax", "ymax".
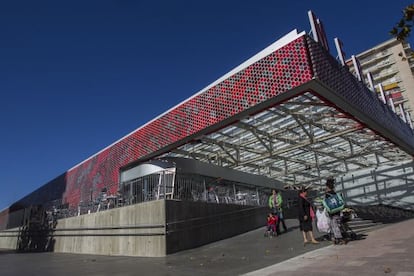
[{"xmin": 46, "ymin": 171, "xmax": 272, "ymax": 219}]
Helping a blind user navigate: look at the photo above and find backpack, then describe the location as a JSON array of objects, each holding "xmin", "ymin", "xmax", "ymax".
[{"xmin": 322, "ymin": 193, "xmax": 345, "ymax": 214}]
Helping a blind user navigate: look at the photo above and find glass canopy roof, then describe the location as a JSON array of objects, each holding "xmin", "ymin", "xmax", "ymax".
[{"xmin": 162, "ymin": 91, "xmax": 411, "ymax": 188}]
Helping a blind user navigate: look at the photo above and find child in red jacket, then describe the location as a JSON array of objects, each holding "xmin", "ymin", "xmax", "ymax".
[{"xmin": 265, "ymin": 213, "xmax": 278, "ymax": 237}]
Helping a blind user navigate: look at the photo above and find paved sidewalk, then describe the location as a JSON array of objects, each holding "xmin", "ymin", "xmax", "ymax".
[
  {"xmin": 244, "ymin": 219, "xmax": 414, "ymax": 276},
  {"xmin": 0, "ymin": 219, "xmax": 413, "ymax": 275}
]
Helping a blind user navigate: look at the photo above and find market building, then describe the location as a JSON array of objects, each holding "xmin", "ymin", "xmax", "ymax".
[{"xmin": 1, "ymin": 12, "xmax": 413, "ymax": 257}]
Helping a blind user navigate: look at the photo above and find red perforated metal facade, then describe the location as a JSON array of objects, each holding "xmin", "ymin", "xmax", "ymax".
[{"xmin": 63, "ymin": 36, "xmax": 313, "ymax": 208}]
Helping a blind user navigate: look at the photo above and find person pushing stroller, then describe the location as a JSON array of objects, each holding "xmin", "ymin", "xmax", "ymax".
[{"xmin": 323, "ymin": 178, "xmax": 347, "ymax": 245}]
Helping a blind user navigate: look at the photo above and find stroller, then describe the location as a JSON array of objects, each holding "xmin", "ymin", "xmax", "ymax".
[
  {"xmin": 339, "ymin": 208, "xmax": 357, "ymax": 241},
  {"xmin": 264, "ymin": 213, "xmax": 278, "ymax": 237},
  {"xmin": 318, "ymin": 207, "xmax": 357, "ymax": 242}
]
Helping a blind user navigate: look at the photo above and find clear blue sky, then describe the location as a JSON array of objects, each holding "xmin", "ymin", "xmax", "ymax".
[{"xmin": 0, "ymin": 0, "xmax": 412, "ymax": 210}]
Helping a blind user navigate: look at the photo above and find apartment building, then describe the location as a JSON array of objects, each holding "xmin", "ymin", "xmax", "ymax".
[{"xmin": 347, "ymin": 38, "xmax": 414, "ymax": 126}]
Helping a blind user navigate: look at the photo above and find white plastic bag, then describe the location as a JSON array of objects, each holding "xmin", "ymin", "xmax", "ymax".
[{"xmin": 316, "ymin": 208, "xmax": 330, "ymax": 233}]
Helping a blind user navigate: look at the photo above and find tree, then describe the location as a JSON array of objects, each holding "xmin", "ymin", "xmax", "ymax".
[{"xmin": 390, "ymin": 4, "xmax": 414, "ymax": 41}]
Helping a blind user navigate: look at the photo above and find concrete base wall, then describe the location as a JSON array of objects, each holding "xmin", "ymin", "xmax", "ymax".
[
  {"xmin": 53, "ymin": 200, "xmax": 166, "ymax": 257},
  {"xmin": 0, "ymin": 228, "xmax": 19, "ymax": 249},
  {"xmin": 0, "ymin": 200, "xmax": 268, "ymax": 257},
  {"xmin": 165, "ymin": 200, "xmax": 268, "ymax": 254},
  {"xmin": 0, "ymin": 200, "xmax": 167, "ymax": 257}
]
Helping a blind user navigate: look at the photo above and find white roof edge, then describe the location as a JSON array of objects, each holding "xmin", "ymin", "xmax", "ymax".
[
  {"xmin": 69, "ymin": 29, "xmax": 306, "ymax": 172},
  {"xmin": 197, "ymin": 29, "xmax": 305, "ymax": 93},
  {"xmin": 346, "ymin": 37, "xmax": 400, "ymax": 61}
]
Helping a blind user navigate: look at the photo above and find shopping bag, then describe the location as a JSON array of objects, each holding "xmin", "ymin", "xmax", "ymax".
[{"xmin": 316, "ymin": 208, "xmax": 330, "ymax": 233}]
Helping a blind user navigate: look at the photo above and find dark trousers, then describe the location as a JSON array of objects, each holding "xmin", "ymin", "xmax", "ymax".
[{"xmin": 274, "ymin": 210, "xmax": 287, "ymax": 234}]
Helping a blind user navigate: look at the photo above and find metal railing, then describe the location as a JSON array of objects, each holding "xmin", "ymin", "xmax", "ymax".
[{"xmin": 44, "ymin": 172, "xmax": 272, "ymax": 220}]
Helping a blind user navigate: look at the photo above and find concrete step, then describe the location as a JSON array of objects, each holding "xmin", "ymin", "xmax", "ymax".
[
  {"xmin": 347, "ymin": 218, "xmax": 374, "ymax": 225},
  {"xmin": 352, "ymin": 223, "xmax": 385, "ymax": 234},
  {"xmin": 348, "ymin": 220, "xmax": 378, "ymax": 227},
  {"xmin": 351, "ymin": 205, "xmax": 414, "ymax": 224},
  {"xmin": 345, "ymin": 217, "xmax": 383, "ymax": 233},
  {"xmin": 347, "ymin": 219, "xmax": 378, "ymax": 227}
]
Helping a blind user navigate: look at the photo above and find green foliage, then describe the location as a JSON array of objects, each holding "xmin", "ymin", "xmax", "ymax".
[{"xmin": 390, "ymin": 4, "xmax": 414, "ymax": 41}]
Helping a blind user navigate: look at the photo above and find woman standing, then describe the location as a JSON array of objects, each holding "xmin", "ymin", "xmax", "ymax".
[{"xmin": 298, "ymin": 186, "xmax": 319, "ymax": 245}]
